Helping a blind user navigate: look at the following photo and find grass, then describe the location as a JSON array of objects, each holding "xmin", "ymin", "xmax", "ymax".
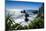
[
  {"xmin": 6, "ymin": 13, "xmax": 44, "ymax": 30},
  {"xmin": 7, "ymin": 17, "xmax": 44, "ymax": 30}
]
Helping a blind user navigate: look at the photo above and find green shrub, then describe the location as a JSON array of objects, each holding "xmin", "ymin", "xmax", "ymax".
[{"xmin": 30, "ymin": 17, "xmax": 44, "ymax": 29}]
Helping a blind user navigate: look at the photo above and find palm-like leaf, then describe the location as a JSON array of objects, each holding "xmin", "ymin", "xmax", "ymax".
[{"xmin": 5, "ymin": 12, "xmax": 15, "ymax": 31}]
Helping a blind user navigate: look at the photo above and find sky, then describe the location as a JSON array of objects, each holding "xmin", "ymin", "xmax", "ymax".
[{"xmin": 6, "ymin": 1, "xmax": 43, "ymax": 11}]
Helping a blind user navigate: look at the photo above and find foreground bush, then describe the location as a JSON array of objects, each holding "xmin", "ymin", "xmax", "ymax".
[
  {"xmin": 29, "ymin": 17, "xmax": 44, "ymax": 29},
  {"xmin": 6, "ymin": 14, "xmax": 44, "ymax": 30}
]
